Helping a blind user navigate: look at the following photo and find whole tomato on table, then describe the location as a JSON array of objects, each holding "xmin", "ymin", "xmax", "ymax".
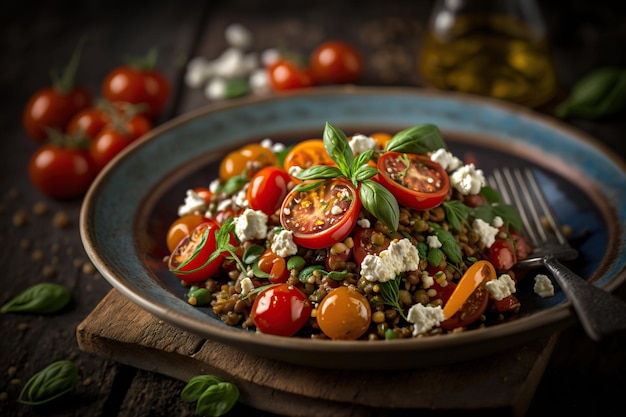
[
  {"xmin": 309, "ymin": 40, "xmax": 363, "ymax": 85},
  {"xmin": 102, "ymin": 49, "xmax": 171, "ymax": 119}
]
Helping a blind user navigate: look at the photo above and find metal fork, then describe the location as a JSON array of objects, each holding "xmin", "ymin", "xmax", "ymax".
[{"xmin": 489, "ymin": 166, "xmax": 626, "ymax": 342}]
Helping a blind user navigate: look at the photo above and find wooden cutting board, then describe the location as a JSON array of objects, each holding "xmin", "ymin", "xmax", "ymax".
[{"xmin": 76, "ymin": 289, "xmax": 558, "ymax": 417}]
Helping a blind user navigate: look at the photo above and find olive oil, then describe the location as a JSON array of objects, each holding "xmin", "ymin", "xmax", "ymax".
[{"xmin": 419, "ymin": 9, "xmax": 558, "ymax": 108}]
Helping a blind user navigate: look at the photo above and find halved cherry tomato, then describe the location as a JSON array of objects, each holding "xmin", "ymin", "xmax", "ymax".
[
  {"xmin": 282, "ymin": 139, "xmax": 334, "ymax": 182},
  {"xmin": 90, "ymin": 113, "xmax": 152, "ymax": 170},
  {"xmin": 219, "ymin": 143, "xmax": 277, "ymax": 182},
  {"xmin": 247, "ymin": 166, "xmax": 291, "ymax": 215},
  {"xmin": 267, "ymin": 59, "xmax": 314, "ymax": 91},
  {"xmin": 102, "ymin": 59, "xmax": 171, "ymax": 119},
  {"xmin": 352, "ymin": 227, "xmax": 391, "ymax": 265},
  {"xmin": 166, "ymin": 213, "xmax": 211, "ymax": 253},
  {"xmin": 493, "ymin": 294, "xmax": 521, "ymax": 314},
  {"xmin": 257, "ymin": 249, "xmax": 290, "ymax": 284},
  {"xmin": 440, "ymin": 285, "xmax": 490, "ymax": 330},
  {"xmin": 168, "ymin": 221, "xmax": 227, "ymax": 283},
  {"xmin": 487, "ymin": 239, "xmax": 517, "ymax": 271},
  {"xmin": 316, "ymin": 286, "xmax": 371, "ymax": 340},
  {"xmin": 376, "ymin": 152, "xmax": 449, "ymax": 211},
  {"xmin": 28, "ymin": 143, "xmax": 97, "ymax": 199},
  {"xmin": 251, "ymin": 283, "xmax": 312, "ymax": 336},
  {"xmin": 442, "ymin": 260, "xmax": 496, "ymax": 320},
  {"xmin": 309, "ymin": 41, "xmax": 363, "ymax": 85},
  {"xmin": 280, "ymin": 178, "xmax": 361, "ymax": 249}
]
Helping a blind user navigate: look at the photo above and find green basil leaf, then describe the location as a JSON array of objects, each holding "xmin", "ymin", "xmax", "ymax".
[
  {"xmin": 323, "ymin": 122, "xmax": 353, "ymax": 176},
  {"xmin": 217, "ymin": 174, "xmax": 247, "ymax": 195},
  {"xmin": 195, "ymin": 381, "xmax": 239, "ymax": 417},
  {"xmin": 480, "ymin": 186, "xmax": 501, "ymax": 204},
  {"xmin": 327, "ymin": 270, "xmax": 348, "ymax": 281},
  {"xmin": 298, "ymin": 265, "xmax": 326, "ymax": 283},
  {"xmin": 286, "ymin": 255, "xmax": 305, "ymax": 271},
  {"xmin": 427, "ymin": 246, "xmax": 443, "ymax": 267},
  {"xmin": 292, "ymin": 180, "xmax": 324, "ymax": 193},
  {"xmin": 442, "ymin": 200, "xmax": 472, "ymax": 233},
  {"xmin": 386, "ymin": 124, "xmax": 446, "ymax": 154},
  {"xmin": 251, "ymin": 261, "xmax": 270, "ymax": 279},
  {"xmin": 1, "ymin": 283, "xmax": 71, "ymax": 314},
  {"xmin": 359, "ymin": 180, "xmax": 399, "ymax": 231},
  {"xmin": 417, "ymin": 241, "xmax": 429, "ymax": 260},
  {"xmin": 181, "ymin": 375, "xmax": 223, "ymax": 403},
  {"xmin": 296, "ymin": 165, "xmax": 343, "ymax": 180},
  {"xmin": 492, "ymin": 204, "xmax": 523, "ymax": 233},
  {"xmin": 18, "ymin": 360, "xmax": 77, "ymax": 405},
  {"xmin": 433, "ymin": 228, "xmax": 463, "ymax": 264},
  {"xmin": 242, "ymin": 244, "xmax": 265, "ymax": 264},
  {"xmin": 351, "ymin": 149, "xmax": 374, "ymax": 173},
  {"xmin": 224, "ymin": 78, "xmax": 250, "ymax": 99},
  {"xmin": 352, "ymin": 165, "xmax": 378, "ymax": 182}
]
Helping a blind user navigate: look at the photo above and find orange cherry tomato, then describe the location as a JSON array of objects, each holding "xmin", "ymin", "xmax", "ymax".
[
  {"xmin": 280, "ymin": 178, "xmax": 361, "ymax": 249},
  {"xmin": 370, "ymin": 132, "xmax": 392, "ymax": 150},
  {"xmin": 257, "ymin": 249, "xmax": 290, "ymax": 284},
  {"xmin": 219, "ymin": 143, "xmax": 277, "ymax": 182},
  {"xmin": 442, "ymin": 260, "xmax": 496, "ymax": 320},
  {"xmin": 376, "ymin": 152, "xmax": 450, "ymax": 211},
  {"xmin": 166, "ymin": 213, "xmax": 211, "ymax": 253},
  {"xmin": 282, "ymin": 139, "xmax": 334, "ymax": 182},
  {"xmin": 316, "ymin": 286, "xmax": 371, "ymax": 340}
]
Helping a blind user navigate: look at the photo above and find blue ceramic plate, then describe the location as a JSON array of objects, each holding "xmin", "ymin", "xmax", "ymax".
[{"xmin": 80, "ymin": 87, "xmax": 626, "ymax": 370}]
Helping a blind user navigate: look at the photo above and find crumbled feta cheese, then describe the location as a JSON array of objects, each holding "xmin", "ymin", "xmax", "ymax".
[
  {"xmin": 234, "ymin": 209, "xmax": 268, "ymax": 241},
  {"xmin": 178, "ymin": 189, "xmax": 207, "ymax": 216},
  {"xmin": 211, "ymin": 47, "xmax": 249, "ymax": 80},
  {"xmin": 472, "ymin": 218, "xmax": 499, "ymax": 248},
  {"xmin": 185, "ymin": 57, "xmax": 213, "ymax": 88},
  {"xmin": 486, "ymin": 274, "xmax": 516, "ymax": 301},
  {"xmin": 331, "ymin": 205, "xmax": 343, "ymax": 216},
  {"xmin": 534, "ymin": 274, "xmax": 555, "ymax": 298},
  {"xmin": 421, "ymin": 272, "xmax": 434, "ymax": 289},
  {"xmin": 209, "ymin": 179, "xmax": 220, "ymax": 193},
  {"xmin": 348, "ymin": 134, "xmax": 377, "ymax": 154},
  {"xmin": 240, "ymin": 277, "xmax": 254, "ymax": 296},
  {"xmin": 288, "ymin": 165, "xmax": 303, "ymax": 178},
  {"xmin": 357, "ymin": 218, "xmax": 371, "ymax": 228},
  {"xmin": 224, "ymin": 23, "xmax": 253, "ymax": 50},
  {"xmin": 233, "ymin": 189, "xmax": 248, "ymax": 209},
  {"xmin": 492, "ymin": 216, "xmax": 504, "ymax": 228},
  {"xmin": 360, "ymin": 239, "xmax": 420, "ymax": 283},
  {"xmin": 407, "ymin": 304, "xmax": 445, "ymax": 336},
  {"xmin": 261, "ymin": 48, "xmax": 280, "ymax": 67},
  {"xmin": 205, "ymin": 77, "xmax": 228, "ymax": 100},
  {"xmin": 450, "ymin": 164, "xmax": 485, "ymax": 195},
  {"xmin": 271, "ymin": 229, "xmax": 298, "ymax": 257},
  {"xmin": 430, "ymin": 148, "xmax": 462, "ymax": 172},
  {"xmin": 427, "ymin": 235, "xmax": 442, "ymax": 249}
]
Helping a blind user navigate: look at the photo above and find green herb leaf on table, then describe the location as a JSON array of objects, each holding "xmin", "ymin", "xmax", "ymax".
[
  {"xmin": 196, "ymin": 381, "xmax": 240, "ymax": 417},
  {"xmin": 1, "ymin": 283, "xmax": 71, "ymax": 314},
  {"xmin": 181, "ymin": 375, "xmax": 223, "ymax": 403},
  {"xmin": 18, "ymin": 360, "xmax": 78, "ymax": 405}
]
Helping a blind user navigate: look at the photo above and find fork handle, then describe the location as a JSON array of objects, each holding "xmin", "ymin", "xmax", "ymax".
[{"xmin": 543, "ymin": 254, "xmax": 626, "ymax": 342}]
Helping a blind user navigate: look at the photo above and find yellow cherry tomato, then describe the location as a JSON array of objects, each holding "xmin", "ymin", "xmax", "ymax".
[
  {"xmin": 316, "ymin": 286, "xmax": 371, "ymax": 340},
  {"xmin": 219, "ymin": 143, "xmax": 277, "ymax": 182}
]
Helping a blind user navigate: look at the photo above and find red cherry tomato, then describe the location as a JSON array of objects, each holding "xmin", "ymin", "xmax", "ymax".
[
  {"xmin": 193, "ymin": 187, "xmax": 214, "ymax": 204},
  {"xmin": 267, "ymin": 59, "xmax": 315, "ymax": 91},
  {"xmin": 280, "ymin": 178, "xmax": 361, "ymax": 249},
  {"xmin": 247, "ymin": 166, "xmax": 291, "ymax": 216},
  {"xmin": 23, "ymin": 86, "xmax": 92, "ymax": 143},
  {"xmin": 167, "ymin": 221, "xmax": 228, "ymax": 283},
  {"xmin": 487, "ymin": 239, "xmax": 517, "ymax": 271},
  {"xmin": 352, "ymin": 227, "xmax": 391, "ymax": 265},
  {"xmin": 102, "ymin": 64, "xmax": 170, "ymax": 119},
  {"xmin": 309, "ymin": 41, "xmax": 363, "ymax": 85},
  {"xmin": 282, "ymin": 139, "xmax": 335, "ymax": 182},
  {"xmin": 166, "ymin": 214, "xmax": 211, "ymax": 253},
  {"xmin": 316, "ymin": 286, "xmax": 371, "ymax": 340},
  {"xmin": 376, "ymin": 152, "xmax": 449, "ymax": 211},
  {"xmin": 251, "ymin": 283, "xmax": 312, "ymax": 336},
  {"xmin": 67, "ymin": 106, "xmax": 110, "ymax": 140},
  {"xmin": 90, "ymin": 113, "xmax": 152, "ymax": 170},
  {"xmin": 493, "ymin": 294, "xmax": 521, "ymax": 314},
  {"xmin": 257, "ymin": 249, "xmax": 290, "ymax": 284},
  {"xmin": 28, "ymin": 144, "xmax": 97, "ymax": 199}
]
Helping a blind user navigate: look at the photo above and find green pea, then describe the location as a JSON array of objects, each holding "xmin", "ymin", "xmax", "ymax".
[
  {"xmin": 1, "ymin": 283, "xmax": 71, "ymax": 314},
  {"xmin": 187, "ymin": 287, "xmax": 211, "ymax": 306},
  {"xmin": 286, "ymin": 255, "xmax": 305, "ymax": 271},
  {"xmin": 18, "ymin": 360, "xmax": 78, "ymax": 405}
]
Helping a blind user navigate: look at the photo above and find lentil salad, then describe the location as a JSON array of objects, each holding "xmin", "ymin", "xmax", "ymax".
[{"xmin": 164, "ymin": 122, "xmax": 533, "ymax": 340}]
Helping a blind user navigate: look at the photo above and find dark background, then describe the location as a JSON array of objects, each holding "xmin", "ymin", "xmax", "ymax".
[{"xmin": 1, "ymin": 1, "xmax": 625, "ymax": 416}]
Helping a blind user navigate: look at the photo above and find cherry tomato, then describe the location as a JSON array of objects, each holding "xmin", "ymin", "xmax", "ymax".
[
  {"xmin": 352, "ymin": 227, "xmax": 391, "ymax": 265},
  {"xmin": 90, "ymin": 113, "xmax": 152, "ymax": 170},
  {"xmin": 280, "ymin": 178, "xmax": 361, "ymax": 249},
  {"xmin": 309, "ymin": 41, "xmax": 363, "ymax": 85},
  {"xmin": 440, "ymin": 284, "xmax": 490, "ymax": 330},
  {"xmin": 493, "ymin": 294, "xmax": 521, "ymax": 314},
  {"xmin": 267, "ymin": 59, "xmax": 314, "ymax": 91},
  {"xmin": 282, "ymin": 139, "xmax": 335, "ymax": 182},
  {"xmin": 67, "ymin": 106, "xmax": 110, "ymax": 139},
  {"xmin": 166, "ymin": 214, "xmax": 211, "ymax": 253},
  {"xmin": 316, "ymin": 286, "xmax": 371, "ymax": 340},
  {"xmin": 23, "ymin": 86, "xmax": 92, "ymax": 143},
  {"xmin": 102, "ymin": 64, "xmax": 170, "ymax": 119},
  {"xmin": 511, "ymin": 231, "xmax": 532, "ymax": 261},
  {"xmin": 219, "ymin": 143, "xmax": 277, "ymax": 182},
  {"xmin": 257, "ymin": 249, "xmax": 290, "ymax": 284},
  {"xmin": 442, "ymin": 260, "xmax": 495, "ymax": 321},
  {"xmin": 377, "ymin": 152, "xmax": 450, "ymax": 211},
  {"xmin": 370, "ymin": 132, "xmax": 392, "ymax": 150},
  {"xmin": 247, "ymin": 166, "xmax": 291, "ymax": 215},
  {"xmin": 487, "ymin": 239, "xmax": 517, "ymax": 271},
  {"xmin": 28, "ymin": 143, "xmax": 97, "ymax": 199},
  {"xmin": 251, "ymin": 283, "xmax": 312, "ymax": 336},
  {"xmin": 193, "ymin": 187, "xmax": 214, "ymax": 204},
  {"xmin": 168, "ymin": 221, "xmax": 227, "ymax": 283}
]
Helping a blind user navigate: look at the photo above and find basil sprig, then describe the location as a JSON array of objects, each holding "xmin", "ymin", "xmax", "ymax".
[
  {"xmin": 1, "ymin": 283, "xmax": 71, "ymax": 314},
  {"xmin": 385, "ymin": 124, "xmax": 447, "ymax": 154},
  {"xmin": 18, "ymin": 360, "xmax": 78, "ymax": 405},
  {"xmin": 295, "ymin": 122, "xmax": 399, "ymax": 231},
  {"xmin": 181, "ymin": 374, "xmax": 239, "ymax": 417}
]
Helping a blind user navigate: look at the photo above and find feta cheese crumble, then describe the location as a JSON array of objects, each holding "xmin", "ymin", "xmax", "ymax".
[
  {"xmin": 234, "ymin": 209, "xmax": 268, "ymax": 242},
  {"xmin": 450, "ymin": 164, "xmax": 485, "ymax": 195},
  {"xmin": 240, "ymin": 277, "xmax": 254, "ymax": 297},
  {"xmin": 427, "ymin": 235, "xmax": 442, "ymax": 249},
  {"xmin": 360, "ymin": 238, "xmax": 420, "ymax": 283},
  {"xmin": 486, "ymin": 274, "xmax": 516, "ymax": 301},
  {"xmin": 178, "ymin": 189, "xmax": 207, "ymax": 216},
  {"xmin": 357, "ymin": 218, "xmax": 371, "ymax": 228},
  {"xmin": 407, "ymin": 304, "xmax": 445, "ymax": 336},
  {"xmin": 472, "ymin": 218, "xmax": 499, "ymax": 248},
  {"xmin": 348, "ymin": 134, "xmax": 377, "ymax": 154},
  {"xmin": 534, "ymin": 274, "xmax": 555, "ymax": 298},
  {"xmin": 271, "ymin": 229, "xmax": 298, "ymax": 257},
  {"xmin": 430, "ymin": 148, "xmax": 462, "ymax": 172}
]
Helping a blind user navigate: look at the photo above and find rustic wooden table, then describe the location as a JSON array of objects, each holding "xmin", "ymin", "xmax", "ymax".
[{"xmin": 1, "ymin": 1, "xmax": 625, "ymax": 416}]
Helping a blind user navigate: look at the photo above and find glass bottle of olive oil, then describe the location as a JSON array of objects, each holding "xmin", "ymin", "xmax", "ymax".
[{"xmin": 419, "ymin": 0, "xmax": 558, "ymax": 108}]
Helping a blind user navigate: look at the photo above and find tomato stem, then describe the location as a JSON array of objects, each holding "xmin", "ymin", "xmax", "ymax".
[{"xmin": 51, "ymin": 38, "xmax": 86, "ymax": 95}]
